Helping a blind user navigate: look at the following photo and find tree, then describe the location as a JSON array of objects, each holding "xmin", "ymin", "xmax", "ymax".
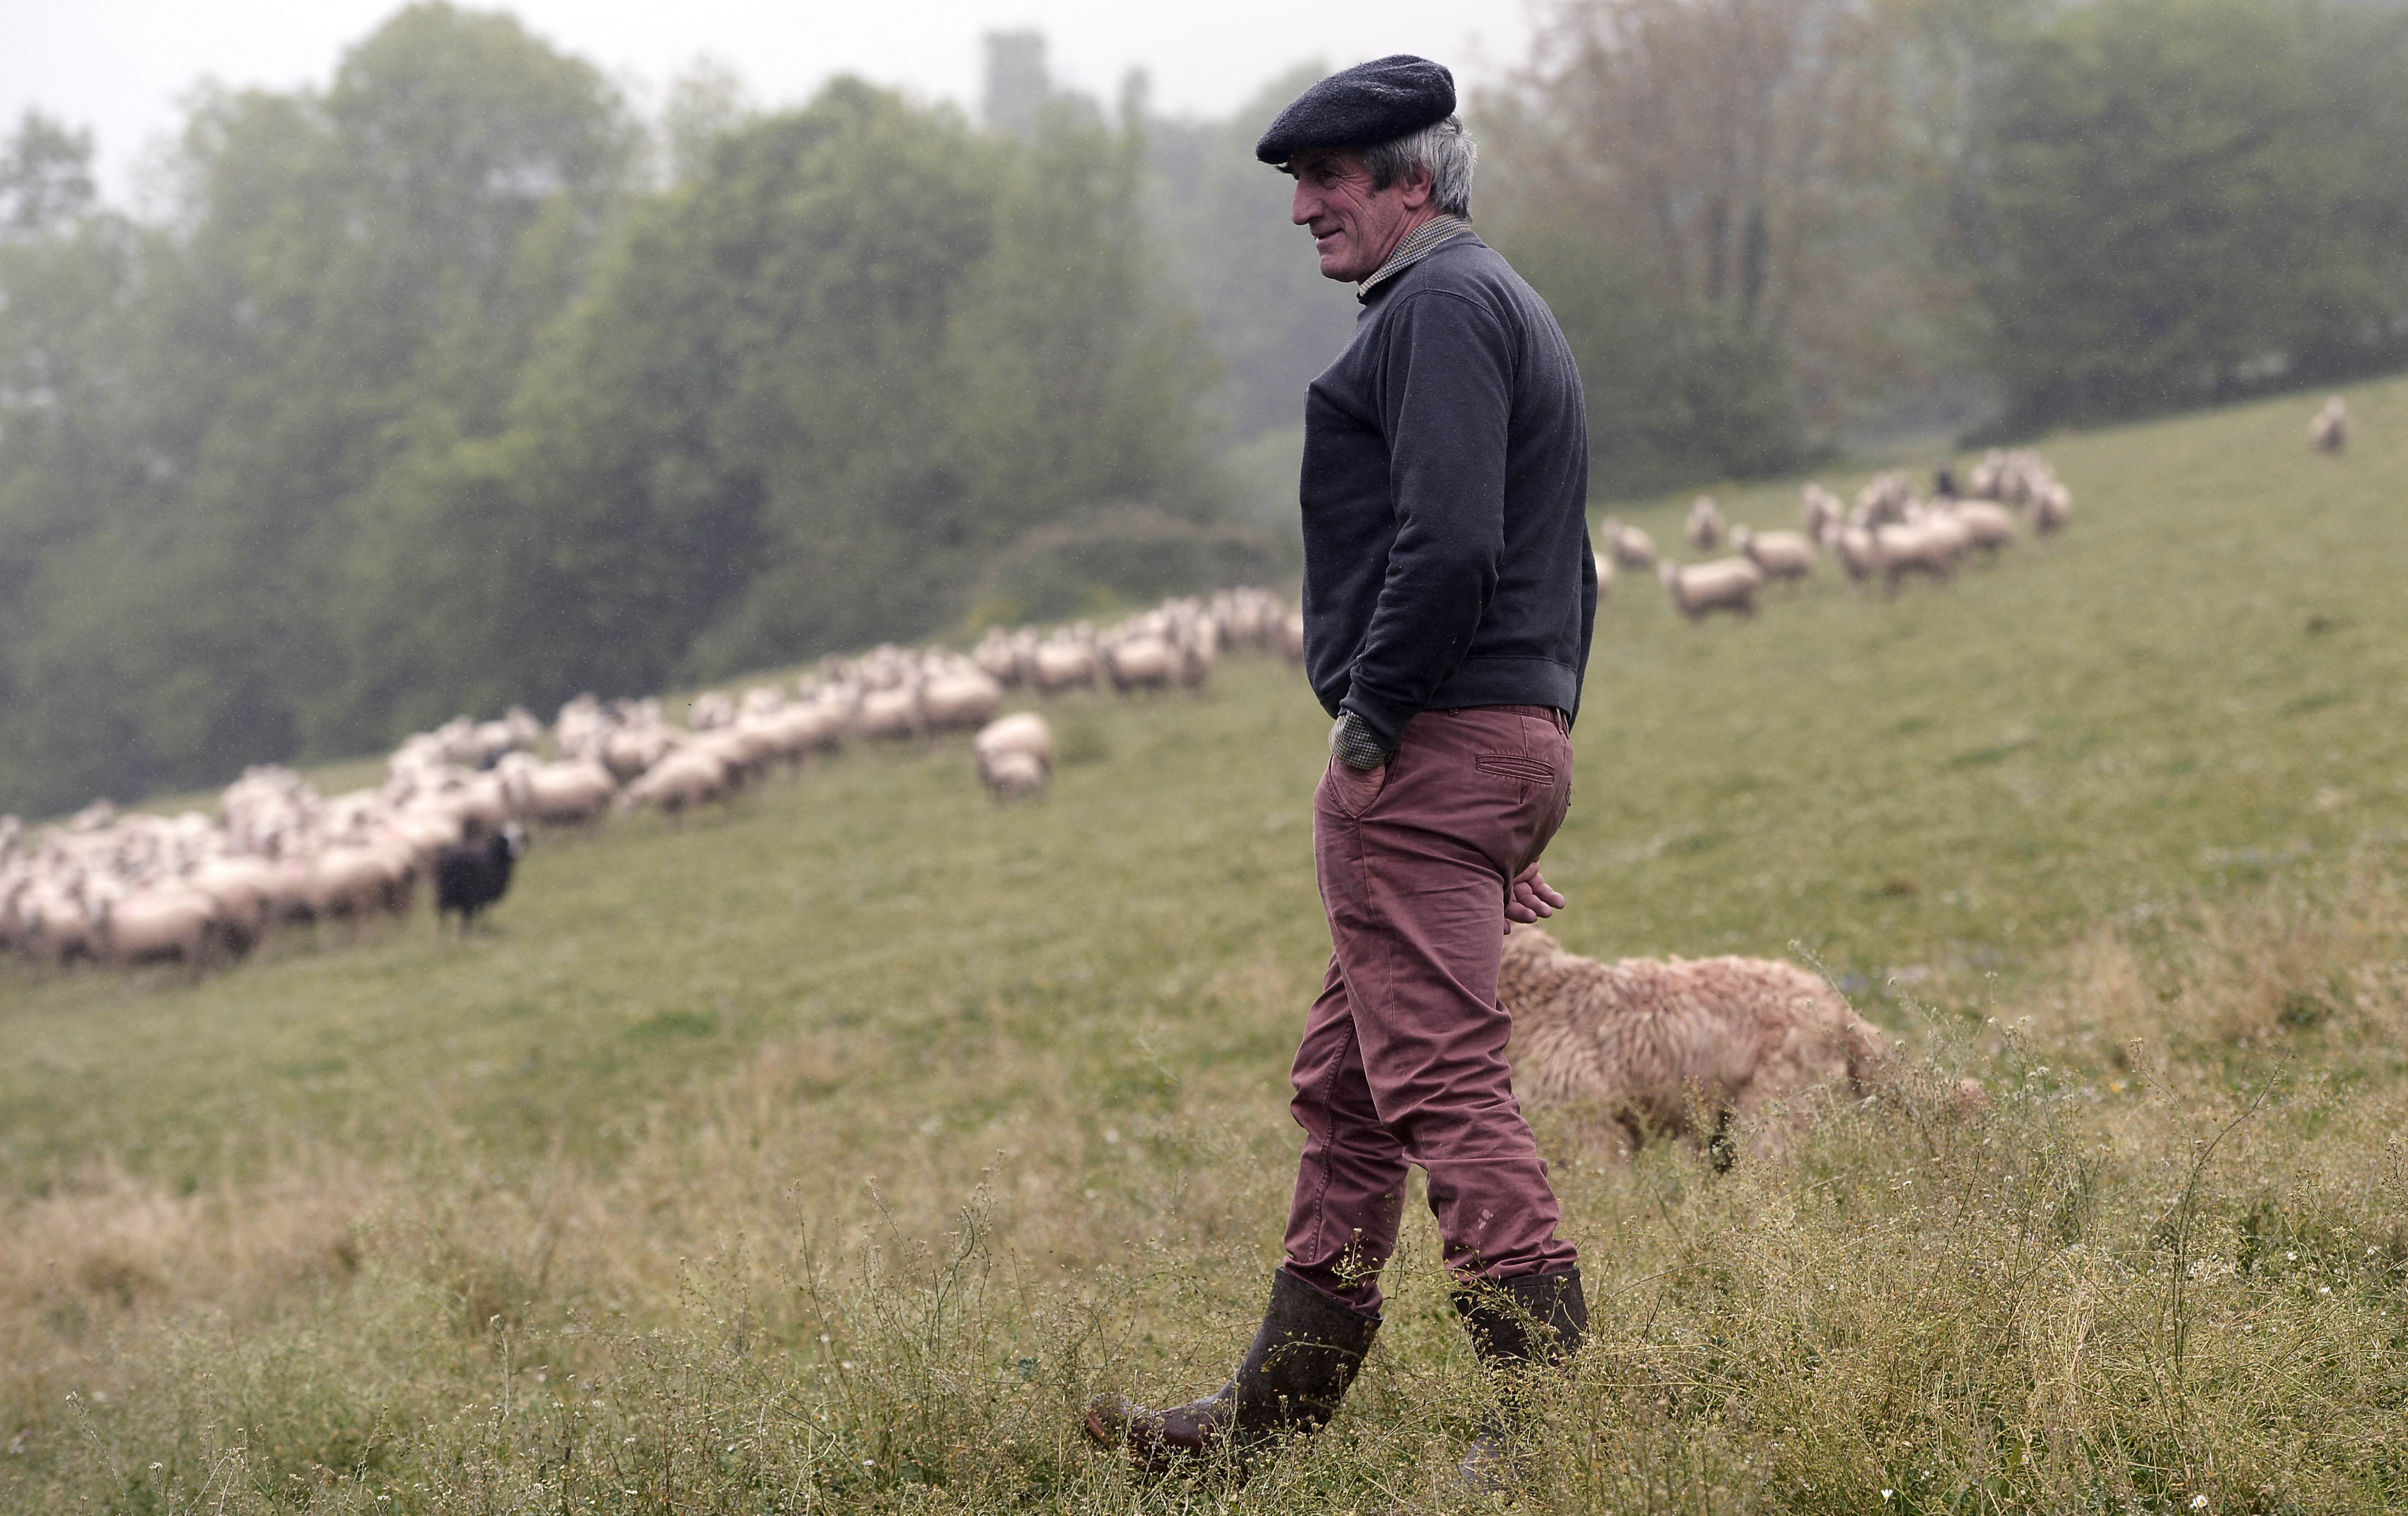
[{"xmin": 1977, "ymin": 0, "xmax": 2407, "ymax": 422}]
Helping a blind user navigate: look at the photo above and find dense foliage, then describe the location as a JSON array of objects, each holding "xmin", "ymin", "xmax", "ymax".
[
  {"xmin": 0, "ymin": 7, "xmax": 1217, "ymax": 815},
  {"xmin": 1980, "ymin": 0, "xmax": 2408, "ymax": 423},
  {"xmin": 5, "ymin": 0, "xmax": 2408, "ymax": 813}
]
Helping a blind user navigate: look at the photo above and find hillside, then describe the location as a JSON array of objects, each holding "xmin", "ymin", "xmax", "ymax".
[{"xmin": 6, "ymin": 379, "xmax": 2408, "ymax": 1512}]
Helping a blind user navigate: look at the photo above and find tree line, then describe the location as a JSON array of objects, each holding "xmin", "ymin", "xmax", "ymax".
[{"xmin": 3, "ymin": 0, "xmax": 2406, "ymax": 816}]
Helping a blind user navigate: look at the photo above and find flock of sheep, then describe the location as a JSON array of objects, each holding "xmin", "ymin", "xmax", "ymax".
[
  {"xmin": 0, "ymin": 586, "xmax": 1302, "ymax": 974},
  {"xmin": 11, "ymin": 401, "xmax": 2365, "ymax": 980},
  {"xmin": 1602, "ymin": 448, "xmax": 2077, "ymax": 620}
]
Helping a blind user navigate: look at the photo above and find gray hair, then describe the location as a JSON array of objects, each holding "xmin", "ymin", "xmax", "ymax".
[{"xmin": 1360, "ymin": 115, "xmax": 1476, "ymax": 218}]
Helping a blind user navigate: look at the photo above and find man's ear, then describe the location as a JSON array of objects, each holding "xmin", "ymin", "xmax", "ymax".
[{"xmin": 1399, "ymin": 163, "xmax": 1436, "ymax": 209}]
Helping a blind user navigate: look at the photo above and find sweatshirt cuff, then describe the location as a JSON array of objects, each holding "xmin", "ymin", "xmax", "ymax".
[{"xmin": 1338, "ymin": 694, "xmax": 1409, "ymax": 751}]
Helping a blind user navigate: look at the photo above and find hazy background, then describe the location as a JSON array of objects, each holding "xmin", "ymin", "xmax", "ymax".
[
  {"xmin": 3, "ymin": 0, "xmax": 1531, "ymax": 202},
  {"xmin": 5, "ymin": 0, "xmax": 2408, "ymax": 819}
]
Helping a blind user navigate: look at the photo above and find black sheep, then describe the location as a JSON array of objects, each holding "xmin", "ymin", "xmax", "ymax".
[{"xmin": 435, "ymin": 824, "xmax": 525, "ymax": 931}]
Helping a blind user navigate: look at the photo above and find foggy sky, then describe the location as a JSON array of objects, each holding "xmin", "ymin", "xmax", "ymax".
[{"xmin": 5, "ymin": 0, "xmax": 1538, "ymax": 201}]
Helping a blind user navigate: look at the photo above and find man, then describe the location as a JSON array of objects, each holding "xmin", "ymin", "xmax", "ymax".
[{"xmin": 1085, "ymin": 55, "xmax": 1597, "ymax": 1483}]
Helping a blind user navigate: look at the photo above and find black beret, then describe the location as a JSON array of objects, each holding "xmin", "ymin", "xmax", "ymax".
[{"xmin": 1255, "ymin": 55, "xmax": 1456, "ymax": 166}]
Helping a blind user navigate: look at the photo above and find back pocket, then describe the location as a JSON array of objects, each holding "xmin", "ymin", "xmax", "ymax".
[{"xmin": 1475, "ymin": 754, "xmax": 1556, "ymax": 785}]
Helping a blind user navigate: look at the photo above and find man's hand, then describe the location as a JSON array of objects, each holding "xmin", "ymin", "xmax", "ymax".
[{"xmin": 1505, "ymin": 862, "xmax": 1565, "ymax": 926}]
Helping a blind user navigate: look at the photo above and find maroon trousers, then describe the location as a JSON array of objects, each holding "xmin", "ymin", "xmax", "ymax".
[{"xmin": 1283, "ymin": 704, "xmax": 1579, "ymax": 1315}]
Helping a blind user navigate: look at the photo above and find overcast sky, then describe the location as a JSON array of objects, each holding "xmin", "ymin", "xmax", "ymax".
[{"xmin": 6, "ymin": 0, "xmax": 1542, "ymax": 202}]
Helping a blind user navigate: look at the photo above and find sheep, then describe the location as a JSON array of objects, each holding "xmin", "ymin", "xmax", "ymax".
[
  {"xmin": 1032, "ymin": 638, "xmax": 1099, "ymax": 695},
  {"xmin": 1948, "ymin": 500, "xmax": 2018, "ymax": 553},
  {"xmin": 190, "ymin": 855, "xmax": 278, "ymax": 949},
  {"xmin": 1731, "ymin": 525, "xmax": 1815, "ymax": 581},
  {"xmin": 618, "ymin": 746, "xmax": 729, "ymax": 817},
  {"xmin": 1684, "ymin": 496, "xmax": 1725, "ymax": 551},
  {"xmin": 1601, "ymin": 518, "xmax": 1658, "ymax": 572},
  {"xmin": 1659, "ymin": 557, "xmax": 1763, "ymax": 620},
  {"xmin": 511, "ymin": 757, "xmax": 617, "ymax": 825},
  {"xmin": 601, "ymin": 724, "xmax": 676, "ymax": 781},
  {"xmin": 435, "ymin": 826, "xmax": 524, "ymax": 931},
  {"xmin": 1279, "ymin": 612, "xmax": 1306, "ymax": 664},
  {"xmin": 13, "ymin": 880, "xmax": 98, "ymax": 967},
  {"xmin": 853, "ymin": 685, "xmax": 923, "ymax": 741},
  {"xmin": 1873, "ymin": 518, "xmax": 1965, "ymax": 588},
  {"xmin": 1104, "ymin": 634, "xmax": 1175, "ymax": 694},
  {"xmin": 922, "ymin": 669, "xmax": 1005, "ymax": 733},
  {"xmin": 974, "ymin": 628, "xmax": 1022, "ymax": 686},
  {"xmin": 101, "ymin": 884, "xmax": 231, "ymax": 968},
  {"xmin": 1800, "ymin": 484, "xmax": 1844, "ymax": 543},
  {"xmin": 1854, "ymin": 471, "xmax": 1917, "ymax": 527},
  {"xmin": 1497, "ymin": 924, "xmax": 1890, "ymax": 1162},
  {"xmin": 308, "ymin": 841, "xmax": 415, "ymax": 924},
  {"xmin": 1592, "ymin": 548, "xmax": 1614, "ymax": 600},
  {"xmin": 974, "ymin": 712, "xmax": 1056, "ymax": 804},
  {"xmin": 2310, "ymin": 396, "xmax": 2348, "ymax": 454},
  {"xmin": 2032, "ymin": 481, "xmax": 2072, "ymax": 536}
]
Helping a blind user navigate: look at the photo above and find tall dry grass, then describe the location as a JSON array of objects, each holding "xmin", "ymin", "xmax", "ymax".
[{"xmin": 7, "ymin": 873, "xmax": 2407, "ymax": 1512}]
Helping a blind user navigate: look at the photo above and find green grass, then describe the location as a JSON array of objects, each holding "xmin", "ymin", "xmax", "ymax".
[{"xmin": 5, "ymin": 379, "xmax": 2408, "ymax": 1512}]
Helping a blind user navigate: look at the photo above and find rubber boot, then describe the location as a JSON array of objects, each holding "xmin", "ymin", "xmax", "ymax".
[
  {"xmin": 1453, "ymin": 1268, "xmax": 1587, "ymax": 1494},
  {"xmin": 1084, "ymin": 1267, "xmax": 1381, "ymax": 1473}
]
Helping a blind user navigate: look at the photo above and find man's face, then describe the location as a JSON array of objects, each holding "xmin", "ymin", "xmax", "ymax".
[{"xmin": 1288, "ymin": 148, "xmax": 1435, "ymax": 283}]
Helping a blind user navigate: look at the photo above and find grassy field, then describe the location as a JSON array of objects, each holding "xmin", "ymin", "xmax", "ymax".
[{"xmin": 6, "ymin": 378, "xmax": 2408, "ymax": 1512}]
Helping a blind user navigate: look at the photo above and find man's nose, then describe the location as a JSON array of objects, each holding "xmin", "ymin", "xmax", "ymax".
[{"xmin": 1292, "ymin": 181, "xmax": 1316, "ymax": 226}]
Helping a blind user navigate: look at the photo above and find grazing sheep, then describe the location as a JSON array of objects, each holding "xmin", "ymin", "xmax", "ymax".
[
  {"xmin": 1659, "ymin": 557, "xmax": 1763, "ymax": 620},
  {"xmin": 1731, "ymin": 525, "xmax": 1816, "ymax": 581},
  {"xmin": 974, "ymin": 628, "xmax": 1023, "ymax": 686},
  {"xmin": 2031, "ymin": 482, "xmax": 2072, "ymax": 536},
  {"xmin": 1104, "ymin": 634, "xmax": 1175, "ymax": 694},
  {"xmin": 2310, "ymin": 396, "xmax": 2348, "ymax": 454},
  {"xmin": 101, "ymin": 884, "xmax": 230, "ymax": 968},
  {"xmin": 923, "ymin": 669, "xmax": 1005, "ymax": 733},
  {"xmin": 190, "ymin": 855, "xmax": 277, "ymax": 948},
  {"xmin": 974, "ymin": 712, "xmax": 1056, "ymax": 804},
  {"xmin": 435, "ymin": 826, "xmax": 524, "ymax": 931},
  {"xmin": 1592, "ymin": 548, "xmax": 1614, "ymax": 600},
  {"xmin": 1278, "ymin": 612, "xmax": 1306, "ymax": 664},
  {"xmin": 1873, "ymin": 518, "xmax": 1965, "ymax": 588},
  {"xmin": 1601, "ymin": 518, "xmax": 1658, "ymax": 572},
  {"xmin": 1684, "ymin": 496, "xmax": 1726, "ymax": 551},
  {"xmin": 853, "ymin": 685, "xmax": 922, "ymax": 741},
  {"xmin": 618, "ymin": 746, "xmax": 729, "ymax": 817},
  {"xmin": 1498, "ymin": 925, "xmax": 1888, "ymax": 1161},
  {"xmin": 308, "ymin": 842, "xmax": 414, "ymax": 923},
  {"xmin": 1800, "ymin": 484, "xmax": 1844, "ymax": 543},
  {"xmin": 1032, "ymin": 638, "xmax": 1099, "ymax": 695},
  {"xmin": 512, "ymin": 757, "xmax": 617, "ymax": 825},
  {"xmin": 1854, "ymin": 471, "xmax": 1917, "ymax": 527},
  {"xmin": 1949, "ymin": 500, "xmax": 2018, "ymax": 553}
]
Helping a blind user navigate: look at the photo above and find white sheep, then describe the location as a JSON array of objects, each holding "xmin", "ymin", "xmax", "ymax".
[
  {"xmin": 1659, "ymin": 557, "xmax": 1763, "ymax": 620},
  {"xmin": 1601, "ymin": 518, "xmax": 1659, "ymax": 572},
  {"xmin": 102, "ymin": 884, "xmax": 230, "ymax": 968},
  {"xmin": 922, "ymin": 668, "xmax": 1005, "ymax": 733},
  {"xmin": 1731, "ymin": 525, "xmax": 1816, "ymax": 581},
  {"xmin": 1948, "ymin": 500, "xmax": 2018, "ymax": 553},
  {"xmin": 974, "ymin": 713, "xmax": 1056, "ymax": 804},
  {"xmin": 1873, "ymin": 518, "xmax": 1966, "ymax": 587},
  {"xmin": 1104, "ymin": 634, "xmax": 1175, "ymax": 694},
  {"xmin": 1684, "ymin": 496, "xmax": 1726, "ymax": 552},
  {"xmin": 2310, "ymin": 396, "xmax": 2348, "ymax": 454}
]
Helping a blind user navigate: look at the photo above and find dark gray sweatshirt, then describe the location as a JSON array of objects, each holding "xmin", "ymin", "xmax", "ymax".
[{"xmin": 1298, "ymin": 232, "xmax": 1595, "ymax": 748}]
